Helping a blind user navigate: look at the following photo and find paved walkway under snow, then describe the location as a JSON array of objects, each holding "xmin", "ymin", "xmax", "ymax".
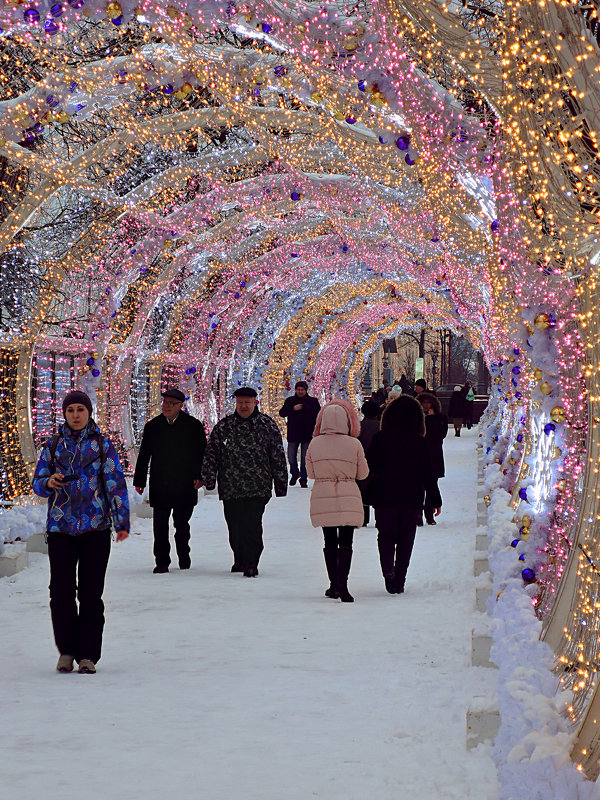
[{"xmin": 1, "ymin": 428, "xmax": 497, "ymax": 800}]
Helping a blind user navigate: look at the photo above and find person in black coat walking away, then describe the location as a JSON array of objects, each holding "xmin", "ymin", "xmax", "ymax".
[
  {"xmin": 133, "ymin": 388, "xmax": 207, "ymax": 573},
  {"xmin": 357, "ymin": 400, "xmax": 380, "ymax": 527},
  {"xmin": 366, "ymin": 395, "xmax": 441, "ymax": 594},
  {"xmin": 417, "ymin": 392, "xmax": 447, "ymax": 525},
  {"xmin": 448, "ymin": 385, "xmax": 465, "ymax": 437},
  {"xmin": 279, "ymin": 381, "xmax": 321, "ymax": 487},
  {"xmin": 201, "ymin": 387, "xmax": 288, "ymax": 577}
]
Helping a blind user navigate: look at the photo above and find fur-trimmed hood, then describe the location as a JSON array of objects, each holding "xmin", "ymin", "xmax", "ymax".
[{"xmin": 313, "ymin": 399, "xmax": 360, "ymax": 438}]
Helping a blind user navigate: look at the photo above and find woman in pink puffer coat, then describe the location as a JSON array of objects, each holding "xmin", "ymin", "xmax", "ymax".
[{"xmin": 306, "ymin": 399, "xmax": 369, "ymax": 603}]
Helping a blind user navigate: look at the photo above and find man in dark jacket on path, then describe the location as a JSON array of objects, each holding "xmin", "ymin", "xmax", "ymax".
[
  {"xmin": 133, "ymin": 389, "xmax": 207, "ymax": 573},
  {"xmin": 201, "ymin": 387, "xmax": 288, "ymax": 577},
  {"xmin": 278, "ymin": 380, "xmax": 320, "ymax": 487}
]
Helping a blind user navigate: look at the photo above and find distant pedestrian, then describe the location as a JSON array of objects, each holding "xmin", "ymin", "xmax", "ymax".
[
  {"xmin": 134, "ymin": 389, "xmax": 207, "ymax": 573},
  {"xmin": 366, "ymin": 395, "xmax": 441, "ymax": 595},
  {"xmin": 399, "ymin": 374, "xmax": 412, "ymax": 395},
  {"xmin": 32, "ymin": 390, "xmax": 130, "ymax": 675},
  {"xmin": 413, "ymin": 378, "xmax": 428, "ymax": 396},
  {"xmin": 463, "ymin": 381, "xmax": 475, "ymax": 429},
  {"xmin": 417, "ymin": 392, "xmax": 448, "ymax": 525},
  {"xmin": 357, "ymin": 400, "xmax": 380, "ymax": 527},
  {"xmin": 279, "ymin": 381, "xmax": 320, "ymax": 487},
  {"xmin": 306, "ymin": 399, "xmax": 369, "ymax": 603},
  {"xmin": 201, "ymin": 387, "xmax": 288, "ymax": 577},
  {"xmin": 448, "ymin": 385, "xmax": 465, "ymax": 437}
]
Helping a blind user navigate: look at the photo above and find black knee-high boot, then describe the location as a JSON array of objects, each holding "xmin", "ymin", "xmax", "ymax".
[
  {"xmin": 323, "ymin": 548, "xmax": 339, "ymax": 598},
  {"xmin": 337, "ymin": 547, "xmax": 354, "ymax": 603}
]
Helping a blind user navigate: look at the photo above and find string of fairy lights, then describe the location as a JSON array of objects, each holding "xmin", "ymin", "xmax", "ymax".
[{"xmin": 0, "ymin": 0, "xmax": 599, "ymax": 772}]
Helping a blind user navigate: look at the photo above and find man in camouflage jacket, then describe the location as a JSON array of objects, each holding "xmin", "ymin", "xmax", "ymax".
[{"xmin": 201, "ymin": 386, "xmax": 288, "ymax": 577}]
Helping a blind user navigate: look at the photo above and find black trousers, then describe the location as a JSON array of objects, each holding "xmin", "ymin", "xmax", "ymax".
[
  {"xmin": 375, "ymin": 506, "xmax": 421, "ymax": 591},
  {"xmin": 424, "ymin": 480, "xmax": 441, "ymax": 522},
  {"xmin": 47, "ymin": 530, "xmax": 111, "ymax": 663},
  {"xmin": 153, "ymin": 503, "xmax": 195, "ymax": 568},
  {"xmin": 322, "ymin": 526, "xmax": 354, "ymax": 548},
  {"xmin": 222, "ymin": 497, "xmax": 268, "ymax": 569}
]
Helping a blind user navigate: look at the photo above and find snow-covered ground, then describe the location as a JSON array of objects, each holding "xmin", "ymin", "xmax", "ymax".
[{"xmin": 1, "ymin": 429, "xmax": 498, "ymax": 800}]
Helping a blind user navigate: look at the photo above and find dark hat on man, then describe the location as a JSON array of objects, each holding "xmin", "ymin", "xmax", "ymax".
[
  {"xmin": 233, "ymin": 386, "xmax": 258, "ymax": 398},
  {"xmin": 162, "ymin": 388, "xmax": 186, "ymax": 402},
  {"xmin": 361, "ymin": 400, "xmax": 380, "ymax": 418},
  {"xmin": 415, "ymin": 379, "xmax": 427, "ymax": 390},
  {"xmin": 62, "ymin": 390, "xmax": 93, "ymax": 417},
  {"xmin": 295, "ymin": 380, "xmax": 308, "ymax": 390}
]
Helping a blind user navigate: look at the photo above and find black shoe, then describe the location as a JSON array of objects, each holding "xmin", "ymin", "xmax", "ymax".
[
  {"xmin": 243, "ymin": 566, "xmax": 259, "ymax": 577},
  {"xmin": 417, "ymin": 519, "xmax": 423, "ymax": 527},
  {"xmin": 384, "ymin": 574, "xmax": 397, "ymax": 595},
  {"xmin": 179, "ymin": 560, "xmax": 191, "ymax": 570},
  {"xmin": 231, "ymin": 563, "xmax": 243, "ymax": 573},
  {"xmin": 153, "ymin": 565, "xmax": 169, "ymax": 574},
  {"xmin": 325, "ymin": 585, "xmax": 339, "ymax": 599},
  {"xmin": 289, "ymin": 476, "xmax": 298, "ymax": 486},
  {"xmin": 299, "ymin": 480, "xmax": 308, "ymax": 488},
  {"xmin": 455, "ymin": 431, "xmax": 460, "ymax": 437},
  {"xmin": 426, "ymin": 519, "xmax": 437, "ymax": 526}
]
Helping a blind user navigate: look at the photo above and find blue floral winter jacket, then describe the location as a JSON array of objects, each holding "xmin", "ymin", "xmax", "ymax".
[{"xmin": 32, "ymin": 421, "xmax": 130, "ymax": 535}]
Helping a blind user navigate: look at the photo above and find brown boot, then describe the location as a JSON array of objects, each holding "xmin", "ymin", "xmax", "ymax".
[
  {"xmin": 56, "ymin": 654, "xmax": 74, "ymax": 673},
  {"xmin": 78, "ymin": 658, "xmax": 96, "ymax": 674}
]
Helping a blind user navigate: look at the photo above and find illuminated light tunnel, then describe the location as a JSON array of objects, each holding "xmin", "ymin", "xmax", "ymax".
[{"xmin": 1, "ymin": 0, "xmax": 600, "ymax": 788}]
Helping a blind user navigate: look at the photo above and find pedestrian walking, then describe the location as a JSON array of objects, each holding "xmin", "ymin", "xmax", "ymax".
[
  {"xmin": 448, "ymin": 385, "xmax": 465, "ymax": 436},
  {"xmin": 306, "ymin": 399, "xmax": 369, "ymax": 603},
  {"xmin": 366, "ymin": 395, "xmax": 441, "ymax": 595},
  {"xmin": 32, "ymin": 390, "xmax": 130, "ymax": 674},
  {"xmin": 201, "ymin": 387, "xmax": 288, "ymax": 577},
  {"xmin": 133, "ymin": 388, "xmax": 207, "ymax": 573},
  {"xmin": 416, "ymin": 392, "xmax": 448, "ymax": 525},
  {"xmin": 279, "ymin": 380, "xmax": 320, "ymax": 487},
  {"xmin": 357, "ymin": 400, "xmax": 380, "ymax": 527},
  {"xmin": 463, "ymin": 381, "xmax": 475, "ymax": 429}
]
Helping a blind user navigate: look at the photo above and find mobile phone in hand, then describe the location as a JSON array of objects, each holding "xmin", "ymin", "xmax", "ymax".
[{"xmin": 60, "ymin": 474, "xmax": 77, "ymax": 482}]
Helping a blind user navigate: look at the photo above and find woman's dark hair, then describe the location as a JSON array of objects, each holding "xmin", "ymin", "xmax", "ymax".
[
  {"xmin": 381, "ymin": 394, "xmax": 425, "ymax": 436},
  {"xmin": 416, "ymin": 391, "xmax": 442, "ymax": 415},
  {"xmin": 361, "ymin": 399, "xmax": 380, "ymax": 418}
]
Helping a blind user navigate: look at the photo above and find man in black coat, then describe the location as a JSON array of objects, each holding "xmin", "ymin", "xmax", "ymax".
[
  {"xmin": 278, "ymin": 381, "xmax": 320, "ymax": 487},
  {"xmin": 201, "ymin": 387, "xmax": 288, "ymax": 577},
  {"xmin": 133, "ymin": 389, "xmax": 207, "ymax": 573}
]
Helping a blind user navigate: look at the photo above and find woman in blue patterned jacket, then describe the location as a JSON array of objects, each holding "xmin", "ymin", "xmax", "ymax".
[{"xmin": 33, "ymin": 390, "xmax": 130, "ymax": 675}]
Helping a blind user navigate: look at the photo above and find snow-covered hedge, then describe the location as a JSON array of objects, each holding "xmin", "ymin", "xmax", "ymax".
[{"xmin": 0, "ymin": 501, "xmax": 46, "ymax": 545}]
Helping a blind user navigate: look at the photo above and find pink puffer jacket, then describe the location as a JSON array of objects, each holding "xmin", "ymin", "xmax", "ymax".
[{"xmin": 306, "ymin": 400, "xmax": 369, "ymax": 528}]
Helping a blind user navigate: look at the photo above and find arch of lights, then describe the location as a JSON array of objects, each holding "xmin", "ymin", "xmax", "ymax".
[{"xmin": 0, "ymin": 0, "xmax": 600, "ymax": 779}]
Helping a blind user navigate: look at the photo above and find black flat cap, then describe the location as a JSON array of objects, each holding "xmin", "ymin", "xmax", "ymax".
[{"xmin": 233, "ymin": 387, "xmax": 258, "ymax": 397}]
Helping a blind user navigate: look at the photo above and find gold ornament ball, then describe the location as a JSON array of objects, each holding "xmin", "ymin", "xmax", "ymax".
[
  {"xmin": 91, "ymin": 351, "xmax": 99, "ymax": 359},
  {"xmin": 534, "ymin": 312, "xmax": 551, "ymax": 330},
  {"xmin": 550, "ymin": 405, "xmax": 566, "ymax": 423},
  {"xmin": 520, "ymin": 515, "xmax": 531, "ymax": 529},
  {"xmin": 105, "ymin": 1, "xmax": 122, "ymax": 19},
  {"xmin": 540, "ymin": 381, "xmax": 553, "ymax": 396},
  {"xmin": 521, "ymin": 532, "xmax": 530, "ymax": 541},
  {"xmin": 342, "ymin": 34, "xmax": 359, "ymax": 51},
  {"xmin": 552, "ymin": 446, "xmax": 563, "ymax": 460},
  {"xmin": 483, "ymin": 494, "xmax": 491, "ymax": 507},
  {"xmin": 310, "ymin": 91, "xmax": 323, "ymax": 103},
  {"xmin": 533, "ymin": 368, "xmax": 543, "ymax": 381},
  {"xmin": 556, "ymin": 479, "xmax": 566, "ymax": 492}
]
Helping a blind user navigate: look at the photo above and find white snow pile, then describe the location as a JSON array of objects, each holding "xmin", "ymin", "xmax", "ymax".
[
  {"xmin": 484, "ymin": 489, "xmax": 600, "ymax": 799},
  {"xmin": 0, "ymin": 499, "xmax": 46, "ymax": 545}
]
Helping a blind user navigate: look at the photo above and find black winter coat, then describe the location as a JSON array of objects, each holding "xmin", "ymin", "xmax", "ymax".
[
  {"xmin": 366, "ymin": 429, "xmax": 441, "ymax": 510},
  {"xmin": 201, "ymin": 409, "xmax": 288, "ymax": 501},
  {"xmin": 424, "ymin": 413, "xmax": 448, "ymax": 478},
  {"xmin": 279, "ymin": 394, "xmax": 321, "ymax": 442},
  {"xmin": 448, "ymin": 391, "xmax": 465, "ymax": 419},
  {"xmin": 133, "ymin": 412, "xmax": 207, "ymax": 507}
]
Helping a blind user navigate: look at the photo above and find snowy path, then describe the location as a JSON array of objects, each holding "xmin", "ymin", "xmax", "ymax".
[{"xmin": 1, "ymin": 428, "xmax": 497, "ymax": 800}]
